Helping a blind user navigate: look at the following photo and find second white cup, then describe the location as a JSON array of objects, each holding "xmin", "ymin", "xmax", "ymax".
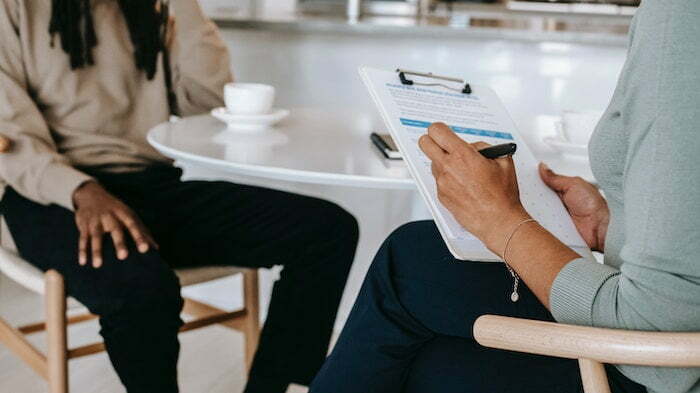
[{"xmin": 224, "ymin": 83, "xmax": 275, "ymax": 115}]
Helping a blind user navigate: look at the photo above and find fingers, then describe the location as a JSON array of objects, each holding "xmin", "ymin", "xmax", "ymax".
[
  {"xmin": 102, "ymin": 215, "xmax": 128, "ymax": 260},
  {"xmin": 472, "ymin": 141, "xmax": 492, "ymax": 150},
  {"xmin": 419, "ymin": 134, "xmax": 447, "ymax": 162},
  {"xmin": 427, "ymin": 123, "xmax": 468, "ymax": 154},
  {"xmin": 76, "ymin": 211, "xmax": 155, "ymax": 268},
  {"xmin": 114, "ymin": 210, "xmax": 156, "ymax": 253},
  {"xmin": 494, "ymin": 153, "xmax": 516, "ymax": 172},
  {"xmin": 78, "ymin": 227, "xmax": 89, "ymax": 266},
  {"xmin": 431, "ymin": 161, "xmax": 442, "ymax": 180},
  {"xmin": 89, "ymin": 221, "xmax": 104, "ymax": 268},
  {"xmin": 539, "ymin": 163, "xmax": 573, "ymax": 193},
  {"xmin": 143, "ymin": 231, "xmax": 159, "ymax": 251},
  {"xmin": 474, "ymin": 142, "xmax": 511, "ymax": 167}
]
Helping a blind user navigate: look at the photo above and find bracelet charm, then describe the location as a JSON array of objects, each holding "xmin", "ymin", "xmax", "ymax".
[{"xmin": 502, "ymin": 218, "xmax": 537, "ymax": 303}]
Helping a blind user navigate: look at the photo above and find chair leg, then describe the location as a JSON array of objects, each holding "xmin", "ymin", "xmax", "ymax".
[
  {"xmin": 242, "ymin": 269, "xmax": 260, "ymax": 372},
  {"xmin": 578, "ymin": 359, "xmax": 611, "ymax": 393},
  {"xmin": 46, "ymin": 270, "xmax": 68, "ymax": 393}
]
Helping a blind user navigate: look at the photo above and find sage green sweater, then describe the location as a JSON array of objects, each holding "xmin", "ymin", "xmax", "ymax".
[{"xmin": 550, "ymin": 2, "xmax": 700, "ymax": 392}]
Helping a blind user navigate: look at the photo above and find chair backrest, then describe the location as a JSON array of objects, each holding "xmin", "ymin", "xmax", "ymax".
[
  {"xmin": 0, "ymin": 246, "xmax": 46, "ymax": 295},
  {"xmin": 0, "ymin": 136, "xmax": 46, "ymax": 294}
]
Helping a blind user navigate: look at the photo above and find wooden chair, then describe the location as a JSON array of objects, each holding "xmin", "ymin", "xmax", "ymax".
[
  {"xmin": 473, "ymin": 315, "xmax": 700, "ymax": 393},
  {"xmin": 0, "ymin": 135, "xmax": 261, "ymax": 393}
]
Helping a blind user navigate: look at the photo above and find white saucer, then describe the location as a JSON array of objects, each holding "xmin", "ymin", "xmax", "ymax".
[
  {"xmin": 212, "ymin": 107, "xmax": 290, "ymax": 132},
  {"xmin": 543, "ymin": 135, "xmax": 589, "ymax": 158}
]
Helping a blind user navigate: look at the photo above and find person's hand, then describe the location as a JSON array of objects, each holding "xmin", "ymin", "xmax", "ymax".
[
  {"xmin": 0, "ymin": 135, "xmax": 11, "ymax": 153},
  {"xmin": 419, "ymin": 122, "xmax": 531, "ymax": 255},
  {"xmin": 539, "ymin": 164, "xmax": 609, "ymax": 252},
  {"xmin": 72, "ymin": 181, "xmax": 157, "ymax": 268}
]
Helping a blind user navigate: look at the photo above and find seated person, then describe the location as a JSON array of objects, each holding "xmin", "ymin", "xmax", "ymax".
[
  {"xmin": 0, "ymin": 1, "xmax": 358, "ymax": 392},
  {"xmin": 310, "ymin": 1, "xmax": 700, "ymax": 392}
]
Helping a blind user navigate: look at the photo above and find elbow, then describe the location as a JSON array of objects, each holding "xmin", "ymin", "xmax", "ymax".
[
  {"xmin": 593, "ymin": 269, "xmax": 700, "ymax": 333},
  {"xmin": 175, "ymin": 76, "xmax": 228, "ymax": 116}
]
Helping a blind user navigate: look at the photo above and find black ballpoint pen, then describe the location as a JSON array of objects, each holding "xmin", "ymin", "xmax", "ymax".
[{"xmin": 478, "ymin": 143, "xmax": 517, "ymax": 159}]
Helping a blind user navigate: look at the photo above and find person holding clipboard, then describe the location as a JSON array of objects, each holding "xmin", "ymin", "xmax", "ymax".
[{"xmin": 310, "ymin": 1, "xmax": 700, "ymax": 392}]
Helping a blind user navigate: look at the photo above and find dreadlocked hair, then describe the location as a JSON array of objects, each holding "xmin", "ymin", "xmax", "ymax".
[{"xmin": 49, "ymin": 0, "xmax": 165, "ymax": 80}]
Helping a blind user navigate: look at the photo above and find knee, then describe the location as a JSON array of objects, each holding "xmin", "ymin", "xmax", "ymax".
[
  {"xmin": 370, "ymin": 220, "xmax": 446, "ymax": 275},
  {"xmin": 312, "ymin": 199, "xmax": 360, "ymax": 245},
  {"xmin": 122, "ymin": 258, "xmax": 183, "ymax": 315},
  {"xmin": 330, "ymin": 202, "xmax": 359, "ymax": 242},
  {"xmin": 88, "ymin": 252, "xmax": 183, "ymax": 321},
  {"xmin": 385, "ymin": 220, "xmax": 441, "ymax": 253},
  {"xmin": 337, "ymin": 205, "xmax": 359, "ymax": 245}
]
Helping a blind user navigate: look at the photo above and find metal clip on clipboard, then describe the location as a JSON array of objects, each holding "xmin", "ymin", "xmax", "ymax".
[{"xmin": 396, "ymin": 69, "xmax": 472, "ymax": 95}]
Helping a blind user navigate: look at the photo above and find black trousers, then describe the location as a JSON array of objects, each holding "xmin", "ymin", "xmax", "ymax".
[
  {"xmin": 310, "ymin": 221, "xmax": 647, "ymax": 393},
  {"xmin": 0, "ymin": 165, "xmax": 359, "ymax": 393}
]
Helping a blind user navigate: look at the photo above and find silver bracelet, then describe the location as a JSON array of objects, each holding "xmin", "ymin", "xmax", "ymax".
[{"xmin": 502, "ymin": 218, "xmax": 537, "ymax": 303}]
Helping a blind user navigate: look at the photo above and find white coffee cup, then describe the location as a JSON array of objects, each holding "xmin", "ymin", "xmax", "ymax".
[
  {"xmin": 559, "ymin": 110, "xmax": 603, "ymax": 146},
  {"xmin": 224, "ymin": 83, "xmax": 275, "ymax": 115}
]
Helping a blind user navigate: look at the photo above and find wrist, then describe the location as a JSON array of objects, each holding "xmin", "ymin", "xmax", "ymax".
[
  {"xmin": 72, "ymin": 181, "xmax": 101, "ymax": 208},
  {"xmin": 483, "ymin": 207, "xmax": 533, "ymax": 256}
]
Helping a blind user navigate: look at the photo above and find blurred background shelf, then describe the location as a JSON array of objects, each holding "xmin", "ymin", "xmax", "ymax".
[
  {"xmin": 506, "ymin": 1, "xmax": 637, "ymax": 15},
  {"xmin": 199, "ymin": 0, "xmax": 634, "ymax": 46}
]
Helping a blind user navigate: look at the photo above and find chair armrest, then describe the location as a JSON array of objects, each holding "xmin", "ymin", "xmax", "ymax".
[
  {"xmin": 473, "ymin": 315, "xmax": 700, "ymax": 367},
  {"xmin": 0, "ymin": 136, "xmax": 11, "ymax": 153}
]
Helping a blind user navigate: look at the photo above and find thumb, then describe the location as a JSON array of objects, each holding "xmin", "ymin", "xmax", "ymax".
[{"xmin": 539, "ymin": 163, "xmax": 571, "ymax": 193}]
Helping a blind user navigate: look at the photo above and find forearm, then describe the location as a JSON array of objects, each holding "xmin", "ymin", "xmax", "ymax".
[
  {"xmin": 484, "ymin": 212, "xmax": 581, "ymax": 310},
  {"xmin": 0, "ymin": 130, "xmax": 93, "ymax": 211},
  {"xmin": 0, "ymin": 21, "xmax": 93, "ymax": 211}
]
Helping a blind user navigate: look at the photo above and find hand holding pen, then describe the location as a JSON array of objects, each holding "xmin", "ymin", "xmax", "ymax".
[{"xmin": 418, "ymin": 122, "xmax": 530, "ymax": 255}]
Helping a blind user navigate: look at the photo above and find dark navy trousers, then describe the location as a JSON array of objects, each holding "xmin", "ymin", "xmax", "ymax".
[{"xmin": 310, "ymin": 221, "xmax": 646, "ymax": 393}]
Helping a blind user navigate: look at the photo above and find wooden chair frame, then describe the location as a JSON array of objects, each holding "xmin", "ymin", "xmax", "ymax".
[
  {"xmin": 473, "ymin": 315, "xmax": 700, "ymax": 393},
  {"xmin": 0, "ymin": 269, "xmax": 260, "ymax": 393}
]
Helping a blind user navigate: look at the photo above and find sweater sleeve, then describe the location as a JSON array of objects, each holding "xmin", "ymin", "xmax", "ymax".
[
  {"xmin": 0, "ymin": 0, "xmax": 93, "ymax": 211},
  {"xmin": 168, "ymin": 0, "xmax": 233, "ymax": 116},
  {"xmin": 549, "ymin": 3, "xmax": 700, "ymax": 391}
]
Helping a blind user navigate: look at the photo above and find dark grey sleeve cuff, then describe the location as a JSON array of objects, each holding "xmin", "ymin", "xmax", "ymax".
[{"xmin": 549, "ymin": 258, "xmax": 620, "ymax": 326}]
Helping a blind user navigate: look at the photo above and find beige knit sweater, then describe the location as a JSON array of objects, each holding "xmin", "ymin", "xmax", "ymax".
[{"xmin": 0, "ymin": 0, "xmax": 233, "ymax": 211}]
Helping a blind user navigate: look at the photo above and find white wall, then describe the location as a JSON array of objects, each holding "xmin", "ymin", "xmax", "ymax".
[{"xmin": 220, "ymin": 29, "xmax": 627, "ymax": 141}]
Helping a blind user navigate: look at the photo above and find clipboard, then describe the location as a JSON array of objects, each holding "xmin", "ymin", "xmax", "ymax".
[{"xmin": 360, "ymin": 66, "xmax": 592, "ymax": 262}]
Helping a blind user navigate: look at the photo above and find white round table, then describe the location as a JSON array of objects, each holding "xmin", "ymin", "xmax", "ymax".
[
  {"xmin": 147, "ymin": 108, "xmax": 416, "ymax": 190},
  {"xmin": 148, "ymin": 109, "xmax": 594, "ymax": 189}
]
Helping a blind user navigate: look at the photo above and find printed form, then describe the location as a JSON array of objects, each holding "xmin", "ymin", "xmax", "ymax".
[{"xmin": 360, "ymin": 67, "xmax": 590, "ymax": 261}]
